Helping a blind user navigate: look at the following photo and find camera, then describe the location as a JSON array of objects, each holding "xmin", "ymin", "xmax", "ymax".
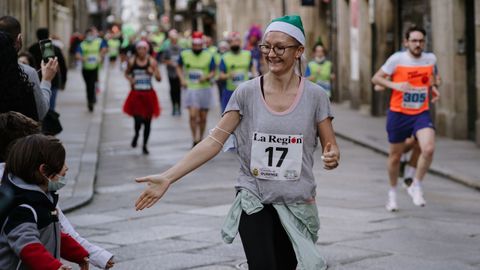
[{"xmin": 39, "ymin": 39, "xmax": 55, "ymax": 62}]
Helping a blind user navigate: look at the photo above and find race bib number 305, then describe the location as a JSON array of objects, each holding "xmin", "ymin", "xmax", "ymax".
[
  {"xmin": 402, "ymin": 86, "xmax": 428, "ymax": 109},
  {"xmin": 250, "ymin": 132, "xmax": 303, "ymax": 181}
]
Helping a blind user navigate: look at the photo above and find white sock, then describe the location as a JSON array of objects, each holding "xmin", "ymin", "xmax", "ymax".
[
  {"xmin": 405, "ymin": 165, "xmax": 416, "ymax": 179},
  {"xmin": 389, "ymin": 186, "xmax": 397, "ymax": 194},
  {"xmin": 413, "ymin": 178, "xmax": 421, "ymax": 187}
]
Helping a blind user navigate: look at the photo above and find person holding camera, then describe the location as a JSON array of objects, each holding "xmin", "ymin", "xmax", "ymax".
[
  {"xmin": 0, "ymin": 16, "xmax": 58, "ymax": 121},
  {"xmin": 28, "ymin": 28, "xmax": 68, "ymax": 110}
]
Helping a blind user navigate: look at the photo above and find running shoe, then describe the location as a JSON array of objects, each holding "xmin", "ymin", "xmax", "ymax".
[
  {"xmin": 131, "ymin": 134, "xmax": 138, "ymax": 148},
  {"xmin": 402, "ymin": 177, "xmax": 413, "ymax": 189},
  {"xmin": 386, "ymin": 191, "xmax": 398, "ymax": 212},
  {"xmin": 142, "ymin": 145, "xmax": 149, "ymax": 155},
  {"xmin": 407, "ymin": 185, "xmax": 426, "ymax": 207}
]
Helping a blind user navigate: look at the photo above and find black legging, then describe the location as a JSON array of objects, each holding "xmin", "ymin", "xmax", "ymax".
[
  {"xmin": 168, "ymin": 77, "xmax": 181, "ymax": 109},
  {"xmin": 81, "ymin": 68, "xmax": 98, "ymax": 105},
  {"xmin": 133, "ymin": 116, "xmax": 151, "ymax": 146},
  {"xmin": 239, "ymin": 204, "xmax": 297, "ymax": 270}
]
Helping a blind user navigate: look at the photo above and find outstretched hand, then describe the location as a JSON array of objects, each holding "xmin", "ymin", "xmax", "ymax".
[
  {"xmin": 321, "ymin": 142, "xmax": 339, "ymax": 170},
  {"xmin": 135, "ymin": 174, "xmax": 171, "ymax": 211}
]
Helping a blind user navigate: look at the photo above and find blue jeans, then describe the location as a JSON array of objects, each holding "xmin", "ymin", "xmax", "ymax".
[{"xmin": 49, "ymin": 87, "xmax": 58, "ymax": 110}]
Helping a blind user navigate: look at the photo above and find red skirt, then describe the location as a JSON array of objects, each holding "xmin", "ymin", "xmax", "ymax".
[{"xmin": 123, "ymin": 89, "xmax": 161, "ymax": 119}]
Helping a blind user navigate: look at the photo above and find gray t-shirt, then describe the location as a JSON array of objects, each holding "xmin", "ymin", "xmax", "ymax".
[
  {"xmin": 224, "ymin": 77, "xmax": 333, "ymax": 203},
  {"xmin": 163, "ymin": 44, "xmax": 182, "ymax": 78},
  {"xmin": 20, "ymin": 63, "xmax": 51, "ymax": 120}
]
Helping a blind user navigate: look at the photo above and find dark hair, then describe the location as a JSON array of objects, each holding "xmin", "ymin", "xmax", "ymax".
[
  {"xmin": 85, "ymin": 27, "xmax": 96, "ymax": 35},
  {"xmin": 405, "ymin": 25, "xmax": 426, "ymax": 40},
  {"xmin": 312, "ymin": 43, "xmax": 328, "ymax": 55},
  {"xmin": 0, "ymin": 111, "xmax": 40, "ymax": 162},
  {"xmin": 0, "ymin": 16, "xmax": 21, "ymax": 39},
  {"xmin": 36, "ymin": 27, "xmax": 49, "ymax": 40},
  {"xmin": 0, "ymin": 31, "xmax": 36, "ymax": 116},
  {"xmin": 5, "ymin": 134, "xmax": 65, "ymax": 186},
  {"xmin": 18, "ymin": 51, "xmax": 36, "ymax": 68}
]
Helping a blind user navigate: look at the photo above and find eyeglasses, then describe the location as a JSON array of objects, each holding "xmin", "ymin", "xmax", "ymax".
[
  {"xmin": 259, "ymin": 44, "xmax": 299, "ymax": 56},
  {"xmin": 408, "ymin": 39, "xmax": 425, "ymax": 44}
]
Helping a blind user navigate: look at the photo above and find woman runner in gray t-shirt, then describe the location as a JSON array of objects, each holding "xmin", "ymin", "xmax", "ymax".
[{"xmin": 134, "ymin": 15, "xmax": 340, "ymax": 269}]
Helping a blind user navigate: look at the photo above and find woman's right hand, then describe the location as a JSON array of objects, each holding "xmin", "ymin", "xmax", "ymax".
[
  {"xmin": 41, "ymin": 57, "xmax": 58, "ymax": 82},
  {"xmin": 135, "ymin": 174, "xmax": 172, "ymax": 211},
  {"xmin": 58, "ymin": 265, "xmax": 72, "ymax": 270},
  {"xmin": 180, "ymin": 79, "xmax": 187, "ymax": 88},
  {"xmin": 128, "ymin": 76, "xmax": 135, "ymax": 86}
]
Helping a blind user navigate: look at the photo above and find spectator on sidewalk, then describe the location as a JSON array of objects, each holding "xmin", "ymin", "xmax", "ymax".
[
  {"xmin": 0, "ymin": 16, "xmax": 57, "ymax": 121},
  {"xmin": 0, "ymin": 111, "xmax": 116, "ymax": 269},
  {"xmin": 134, "ymin": 15, "xmax": 339, "ymax": 269},
  {"xmin": 0, "ymin": 134, "xmax": 89, "ymax": 270},
  {"xmin": 0, "ymin": 30, "xmax": 57, "ymax": 121},
  {"xmin": 28, "ymin": 27, "xmax": 68, "ymax": 110},
  {"xmin": 18, "ymin": 51, "xmax": 36, "ymax": 67},
  {"xmin": 76, "ymin": 27, "xmax": 107, "ymax": 112}
]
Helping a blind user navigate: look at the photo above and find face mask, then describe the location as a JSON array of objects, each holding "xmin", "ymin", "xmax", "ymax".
[
  {"xmin": 231, "ymin": 46, "xmax": 240, "ymax": 53},
  {"xmin": 192, "ymin": 49, "xmax": 202, "ymax": 55},
  {"xmin": 86, "ymin": 35, "xmax": 95, "ymax": 41},
  {"xmin": 48, "ymin": 175, "xmax": 68, "ymax": 192},
  {"xmin": 315, "ymin": 56, "xmax": 325, "ymax": 63}
]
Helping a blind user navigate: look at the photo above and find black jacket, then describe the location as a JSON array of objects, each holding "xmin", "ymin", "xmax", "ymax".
[{"xmin": 28, "ymin": 43, "xmax": 68, "ymax": 89}]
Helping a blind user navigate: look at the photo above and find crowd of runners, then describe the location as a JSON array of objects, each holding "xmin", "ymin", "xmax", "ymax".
[{"xmin": 0, "ymin": 11, "xmax": 440, "ymax": 269}]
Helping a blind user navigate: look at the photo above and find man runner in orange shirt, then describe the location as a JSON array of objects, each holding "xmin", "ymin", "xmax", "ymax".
[{"xmin": 372, "ymin": 25, "xmax": 440, "ymax": 212}]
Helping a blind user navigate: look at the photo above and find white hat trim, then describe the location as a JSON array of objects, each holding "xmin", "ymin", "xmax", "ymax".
[{"xmin": 264, "ymin": 21, "xmax": 305, "ymax": 46}]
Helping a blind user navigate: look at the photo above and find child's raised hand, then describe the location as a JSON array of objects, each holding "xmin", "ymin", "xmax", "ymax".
[
  {"xmin": 106, "ymin": 258, "xmax": 115, "ymax": 269},
  {"xmin": 79, "ymin": 257, "xmax": 89, "ymax": 270}
]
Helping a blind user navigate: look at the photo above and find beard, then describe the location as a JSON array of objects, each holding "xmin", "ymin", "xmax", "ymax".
[{"xmin": 409, "ymin": 47, "xmax": 422, "ymax": 57}]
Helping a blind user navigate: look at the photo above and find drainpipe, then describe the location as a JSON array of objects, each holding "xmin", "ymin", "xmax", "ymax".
[{"xmin": 370, "ymin": 0, "xmax": 379, "ymax": 116}]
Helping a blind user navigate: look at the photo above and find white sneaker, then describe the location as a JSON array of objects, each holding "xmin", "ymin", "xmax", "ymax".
[
  {"xmin": 386, "ymin": 191, "xmax": 398, "ymax": 212},
  {"xmin": 407, "ymin": 185, "xmax": 426, "ymax": 207}
]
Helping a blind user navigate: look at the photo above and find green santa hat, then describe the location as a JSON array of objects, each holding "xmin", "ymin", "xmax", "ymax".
[{"xmin": 264, "ymin": 15, "xmax": 305, "ymax": 46}]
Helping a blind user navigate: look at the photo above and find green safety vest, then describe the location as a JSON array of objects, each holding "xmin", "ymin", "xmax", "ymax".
[
  {"xmin": 80, "ymin": 38, "xmax": 102, "ymax": 70},
  {"xmin": 208, "ymin": 46, "xmax": 217, "ymax": 55},
  {"xmin": 107, "ymin": 39, "xmax": 121, "ymax": 57},
  {"xmin": 181, "ymin": 50, "xmax": 213, "ymax": 90},
  {"xmin": 178, "ymin": 38, "xmax": 191, "ymax": 49},
  {"xmin": 223, "ymin": 50, "xmax": 251, "ymax": 91},
  {"xmin": 151, "ymin": 32, "xmax": 166, "ymax": 53},
  {"xmin": 307, "ymin": 60, "xmax": 332, "ymax": 84}
]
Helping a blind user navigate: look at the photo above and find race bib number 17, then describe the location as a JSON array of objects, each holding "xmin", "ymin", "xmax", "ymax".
[{"xmin": 250, "ymin": 132, "xmax": 303, "ymax": 181}]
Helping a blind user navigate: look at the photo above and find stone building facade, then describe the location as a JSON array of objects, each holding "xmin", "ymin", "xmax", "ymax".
[
  {"xmin": 335, "ymin": 0, "xmax": 480, "ymax": 145},
  {"xmin": 215, "ymin": 0, "xmax": 479, "ymax": 145},
  {"xmin": 0, "ymin": 0, "xmax": 90, "ymax": 55}
]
